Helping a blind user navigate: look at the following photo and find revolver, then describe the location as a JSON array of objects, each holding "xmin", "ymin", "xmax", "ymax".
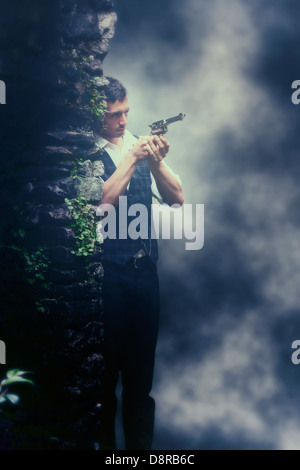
[{"xmin": 149, "ymin": 113, "xmax": 186, "ymax": 135}]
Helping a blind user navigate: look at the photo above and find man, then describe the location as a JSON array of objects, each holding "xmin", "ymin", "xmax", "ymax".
[{"xmin": 96, "ymin": 77, "xmax": 184, "ymax": 450}]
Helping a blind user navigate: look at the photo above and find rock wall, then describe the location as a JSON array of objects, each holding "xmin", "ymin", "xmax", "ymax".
[{"xmin": 0, "ymin": 0, "xmax": 116, "ymax": 449}]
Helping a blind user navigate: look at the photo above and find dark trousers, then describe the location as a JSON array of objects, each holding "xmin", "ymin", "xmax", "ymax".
[{"xmin": 99, "ymin": 256, "xmax": 160, "ymax": 450}]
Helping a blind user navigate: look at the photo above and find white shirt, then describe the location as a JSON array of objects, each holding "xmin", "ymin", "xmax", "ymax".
[{"xmin": 96, "ymin": 129, "xmax": 181, "ymax": 204}]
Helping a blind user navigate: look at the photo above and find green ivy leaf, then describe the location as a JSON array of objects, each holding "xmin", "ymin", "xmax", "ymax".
[
  {"xmin": 6, "ymin": 369, "xmax": 31, "ymax": 378},
  {"xmin": 1, "ymin": 377, "xmax": 34, "ymax": 387},
  {"xmin": 5, "ymin": 394, "xmax": 20, "ymax": 405}
]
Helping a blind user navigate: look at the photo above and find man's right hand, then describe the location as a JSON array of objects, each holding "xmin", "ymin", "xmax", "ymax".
[{"xmin": 128, "ymin": 136, "xmax": 157, "ymax": 162}]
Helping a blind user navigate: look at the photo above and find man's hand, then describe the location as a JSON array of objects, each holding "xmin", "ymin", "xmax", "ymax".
[
  {"xmin": 146, "ymin": 135, "xmax": 170, "ymax": 164},
  {"xmin": 128, "ymin": 135, "xmax": 170, "ymax": 163},
  {"xmin": 128, "ymin": 136, "xmax": 154, "ymax": 162}
]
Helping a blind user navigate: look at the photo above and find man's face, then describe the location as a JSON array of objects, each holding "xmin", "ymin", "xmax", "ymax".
[{"xmin": 101, "ymin": 97, "xmax": 130, "ymax": 140}]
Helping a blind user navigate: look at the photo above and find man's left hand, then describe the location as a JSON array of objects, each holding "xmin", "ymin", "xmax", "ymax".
[{"xmin": 146, "ymin": 135, "xmax": 170, "ymax": 164}]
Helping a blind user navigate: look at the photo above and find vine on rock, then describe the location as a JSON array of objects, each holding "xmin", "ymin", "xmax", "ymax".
[{"xmin": 65, "ymin": 197, "xmax": 101, "ymax": 258}]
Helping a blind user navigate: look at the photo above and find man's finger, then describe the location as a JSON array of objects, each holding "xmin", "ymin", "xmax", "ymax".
[
  {"xmin": 153, "ymin": 135, "xmax": 165, "ymax": 151},
  {"xmin": 146, "ymin": 141, "xmax": 158, "ymax": 159},
  {"xmin": 150, "ymin": 135, "xmax": 168, "ymax": 158},
  {"xmin": 159, "ymin": 135, "xmax": 170, "ymax": 150},
  {"xmin": 151, "ymin": 135, "xmax": 163, "ymax": 147},
  {"xmin": 147, "ymin": 139, "xmax": 159, "ymax": 157}
]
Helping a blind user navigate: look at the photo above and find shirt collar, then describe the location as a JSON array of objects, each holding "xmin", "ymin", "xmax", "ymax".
[
  {"xmin": 96, "ymin": 135, "xmax": 116, "ymax": 150},
  {"xmin": 96, "ymin": 129, "xmax": 134, "ymax": 150}
]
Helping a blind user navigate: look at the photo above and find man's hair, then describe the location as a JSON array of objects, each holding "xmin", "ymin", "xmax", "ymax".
[{"xmin": 102, "ymin": 76, "xmax": 127, "ymax": 103}]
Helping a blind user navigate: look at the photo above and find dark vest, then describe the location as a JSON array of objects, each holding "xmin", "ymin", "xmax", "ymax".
[{"xmin": 100, "ymin": 150, "xmax": 159, "ymax": 265}]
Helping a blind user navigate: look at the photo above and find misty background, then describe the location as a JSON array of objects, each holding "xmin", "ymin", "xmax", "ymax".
[{"xmin": 103, "ymin": 0, "xmax": 300, "ymax": 450}]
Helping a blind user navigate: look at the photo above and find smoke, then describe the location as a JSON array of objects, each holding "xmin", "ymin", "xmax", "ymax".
[{"xmin": 104, "ymin": 0, "xmax": 300, "ymax": 449}]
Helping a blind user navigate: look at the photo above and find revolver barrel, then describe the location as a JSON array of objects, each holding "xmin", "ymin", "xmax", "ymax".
[{"xmin": 149, "ymin": 113, "xmax": 186, "ymax": 135}]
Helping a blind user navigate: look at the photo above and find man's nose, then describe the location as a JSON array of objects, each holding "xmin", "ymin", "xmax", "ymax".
[{"xmin": 120, "ymin": 113, "xmax": 127, "ymax": 126}]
